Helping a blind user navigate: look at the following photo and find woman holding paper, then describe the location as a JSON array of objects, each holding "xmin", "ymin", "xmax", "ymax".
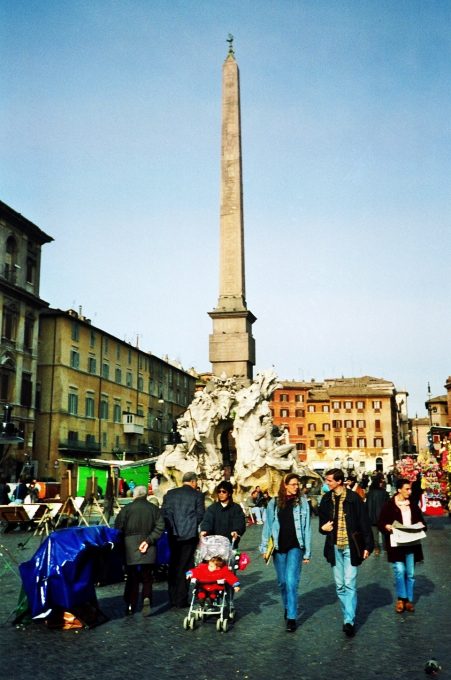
[
  {"xmin": 378, "ymin": 478, "xmax": 426, "ymax": 614},
  {"xmin": 259, "ymin": 473, "xmax": 311, "ymax": 632}
]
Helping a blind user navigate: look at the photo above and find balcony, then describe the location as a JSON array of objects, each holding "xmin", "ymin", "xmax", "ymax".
[
  {"xmin": 58, "ymin": 439, "xmax": 101, "ymax": 453},
  {"xmin": 122, "ymin": 412, "xmax": 144, "ymax": 435}
]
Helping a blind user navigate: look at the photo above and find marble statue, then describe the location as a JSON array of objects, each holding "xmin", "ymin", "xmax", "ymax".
[{"xmin": 156, "ymin": 369, "xmax": 315, "ymax": 501}]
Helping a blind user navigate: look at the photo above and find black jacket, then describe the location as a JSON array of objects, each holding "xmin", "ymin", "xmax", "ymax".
[
  {"xmin": 114, "ymin": 497, "xmax": 165, "ymax": 565},
  {"xmin": 200, "ymin": 501, "xmax": 246, "ymax": 541},
  {"xmin": 366, "ymin": 487, "xmax": 390, "ymax": 525},
  {"xmin": 319, "ymin": 488, "xmax": 374, "ymax": 566},
  {"xmin": 162, "ymin": 484, "xmax": 205, "ymax": 541}
]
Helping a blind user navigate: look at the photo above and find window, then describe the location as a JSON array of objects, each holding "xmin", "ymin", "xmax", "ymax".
[
  {"xmin": 308, "ymin": 423, "xmax": 316, "ymax": 431},
  {"xmin": 88, "ymin": 357, "xmax": 96, "ymax": 374},
  {"xmin": 346, "ymin": 437, "xmax": 353, "ymax": 447},
  {"xmin": 334, "ymin": 437, "xmax": 341, "ymax": 447},
  {"xmin": 100, "ymin": 399, "xmax": 109, "ymax": 420},
  {"xmin": 85, "ymin": 396, "xmax": 95, "ymax": 418},
  {"xmin": 297, "ymin": 442, "xmax": 306, "ymax": 451},
  {"xmin": 357, "ymin": 437, "xmax": 367, "ymax": 447},
  {"xmin": 116, "ymin": 344, "xmax": 121, "ymax": 360},
  {"xmin": 295, "ymin": 408, "xmax": 305, "ymax": 418},
  {"xmin": 375, "ymin": 419, "xmax": 381, "ymax": 432},
  {"xmin": 24, "ymin": 316, "xmax": 34, "ymax": 350},
  {"xmin": 90, "ymin": 330, "xmax": 96, "ymax": 347},
  {"xmin": 322, "ymin": 405, "xmax": 330, "ymax": 412},
  {"xmin": 297, "ymin": 426, "xmax": 304, "ymax": 436},
  {"xmin": 323, "ymin": 423, "xmax": 330, "ymax": 431},
  {"xmin": 345, "ymin": 420, "xmax": 353, "ymax": 429},
  {"xmin": 279, "ymin": 394, "xmax": 289, "ymax": 402},
  {"xmin": 138, "ymin": 355, "xmax": 143, "ymax": 370},
  {"xmin": 86, "ymin": 434, "xmax": 96, "ymax": 447},
  {"xmin": 102, "ymin": 432, "xmax": 107, "ymax": 447},
  {"xmin": 26, "ymin": 257, "xmax": 36, "ymax": 284},
  {"xmin": 68, "ymin": 393, "xmax": 78, "ymax": 415},
  {"xmin": 356, "ymin": 400, "xmax": 365, "ymax": 410},
  {"xmin": 357, "ymin": 419, "xmax": 366, "ymax": 429},
  {"xmin": 280, "ymin": 408, "xmax": 289, "ymax": 418},
  {"xmin": 316, "ymin": 439, "xmax": 324, "ymax": 450},
  {"xmin": 70, "ymin": 350, "xmax": 80, "ymax": 369},
  {"xmin": 310, "ymin": 440, "xmax": 315, "ymax": 447},
  {"xmin": 308, "ymin": 405, "xmax": 316, "ymax": 413},
  {"xmin": 138, "ymin": 375, "xmax": 144, "ymax": 391},
  {"xmin": 374, "ymin": 437, "xmax": 384, "ymax": 447},
  {"xmin": 324, "ymin": 440, "xmax": 330, "ymax": 447},
  {"xmin": 344, "ymin": 401, "xmax": 353, "ymax": 410},
  {"xmin": 332, "ymin": 419, "xmax": 342, "ymax": 429},
  {"xmin": 21, "ymin": 373, "xmax": 32, "ymax": 407},
  {"xmin": 128, "ymin": 348, "xmax": 132, "ymax": 365},
  {"xmin": 102, "ymin": 363, "xmax": 109, "ymax": 380},
  {"xmin": 113, "ymin": 403, "xmax": 121, "ymax": 423},
  {"xmin": 2, "ymin": 303, "xmax": 18, "ymax": 341},
  {"xmin": 332, "ymin": 401, "xmax": 341, "ymax": 410},
  {"xmin": 68, "ymin": 430, "xmax": 78, "ymax": 443},
  {"xmin": 103, "ymin": 337, "xmax": 109, "ymax": 354},
  {"xmin": 295, "ymin": 394, "xmax": 304, "ymax": 403},
  {"xmin": 126, "ymin": 372, "xmax": 133, "ymax": 387},
  {"xmin": 372, "ymin": 400, "xmax": 382, "ymax": 411},
  {"xmin": 115, "ymin": 367, "xmax": 122, "ymax": 384},
  {"xmin": 71, "ymin": 321, "xmax": 79, "ymax": 341}
]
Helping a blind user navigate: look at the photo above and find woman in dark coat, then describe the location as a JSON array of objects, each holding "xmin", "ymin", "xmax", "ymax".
[
  {"xmin": 200, "ymin": 481, "xmax": 246, "ymax": 544},
  {"xmin": 115, "ymin": 485, "xmax": 165, "ymax": 616},
  {"xmin": 366, "ymin": 474, "xmax": 389, "ymax": 555},
  {"xmin": 378, "ymin": 477, "xmax": 426, "ymax": 614}
]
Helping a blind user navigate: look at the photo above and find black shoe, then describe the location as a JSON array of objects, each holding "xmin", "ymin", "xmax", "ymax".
[
  {"xmin": 286, "ymin": 619, "xmax": 296, "ymax": 632},
  {"xmin": 343, "ymin": 623, "xmax": 355, "ymax": 637}
]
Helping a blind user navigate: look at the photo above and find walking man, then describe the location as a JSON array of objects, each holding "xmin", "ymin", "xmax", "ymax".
[
  {"xmin": 114, "ymin": 485, "xmax": 165, "ymax": 616},
  {"xmin": 161, "ymin": 471, "xmax": 205, "ymax": 608},
  {"xmin": 319, "ymin": 468, "xmax": 373, "ymax": 637}
]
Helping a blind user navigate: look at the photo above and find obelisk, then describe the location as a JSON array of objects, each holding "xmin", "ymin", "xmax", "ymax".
[{"xmin": 209, "ymin": 36, "xmax": 256, "ymax": 383}]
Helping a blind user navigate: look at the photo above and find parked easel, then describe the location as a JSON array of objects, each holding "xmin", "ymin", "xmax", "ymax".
[
  {"xmin": 81, "ymin": 475, "xmax": 109, "ymax": 526},
  {"xmin": 55, "ymin": 470, "xmax": 88, "ymax": 528}
]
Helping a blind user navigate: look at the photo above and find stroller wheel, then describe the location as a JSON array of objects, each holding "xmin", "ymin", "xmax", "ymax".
[
  {"xmin": 222, "ymin": 619, "xmax": 229, "ymax": 632},
  {"xmin": 183, "ymin": 616, "xmax": 190, "ymax": 630},
  {"xmin": 189, "ymin": 617, "xmax": 196, "ymax": 630},
  {"xmin": 216, "ymin": 618, "xmax": 222, "ymax": 632}
]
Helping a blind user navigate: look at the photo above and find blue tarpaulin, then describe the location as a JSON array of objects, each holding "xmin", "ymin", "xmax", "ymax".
[{"xmin": 19, "ymin": 526, "xmax": 122, "ymax": 619}]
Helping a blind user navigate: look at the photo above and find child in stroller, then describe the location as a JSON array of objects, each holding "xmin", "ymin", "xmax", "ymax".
[{"xmin": 183, "ymin": 535, "xmax": 241, "ymax": 632}]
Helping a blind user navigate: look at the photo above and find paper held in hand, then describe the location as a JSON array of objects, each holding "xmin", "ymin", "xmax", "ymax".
[{"xmin": 390, "ymin": 521, "xmax": 426, "ymax": 547}]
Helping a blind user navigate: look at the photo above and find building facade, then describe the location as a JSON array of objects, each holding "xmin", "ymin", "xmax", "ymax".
[
  {"xmin": 35, "ymin": 308, "xmax": 196, "ymax": 478},
  {"xmin": 0, "ymin": 200, "xmax": 53, "ymax": 478},
  {"xmin": 271, "ymin": 376, "xmax": 399, "ymax": 474}
]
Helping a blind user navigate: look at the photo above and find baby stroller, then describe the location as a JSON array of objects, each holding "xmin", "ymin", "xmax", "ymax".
[{"xmin": 183, "ymin": 535, "xmax": 247, "ymax": 633}]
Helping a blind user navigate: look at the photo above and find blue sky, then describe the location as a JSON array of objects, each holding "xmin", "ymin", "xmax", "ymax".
[{"xmin": 1, "ymin": 1, "xmax": 450, "ymax": 417}]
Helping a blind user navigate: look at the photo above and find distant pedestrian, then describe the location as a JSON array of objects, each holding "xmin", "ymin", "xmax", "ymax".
[
  {"xmin": 115, "ymin": 485, "xmax": 165, "ymax": 616},
  {"xmin": 161, "ymin": 471, "xmax": 205, "ymax": 608},
  {"xmin": 319, "ymin": 468, "xmax": 373, "ymax": 637},
  {"xmin": 0, "ymin": 475, "xmax": 11, "ymax": 505},
  {"xmin": 378, "ymin": 478, "xmax": 426, "ymax": 613},
  {"xmin": 260, "ymin": 473, "xmax": 311, "ymax": 632},
  {"xmin": 366, "ymin": 474, "xmax": 389, "ymax": 555}
]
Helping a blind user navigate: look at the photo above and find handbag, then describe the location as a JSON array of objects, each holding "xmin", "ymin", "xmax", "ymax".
[{"xmin": 264, "ymin": 535, "xmax": 275, "ymax": 565}]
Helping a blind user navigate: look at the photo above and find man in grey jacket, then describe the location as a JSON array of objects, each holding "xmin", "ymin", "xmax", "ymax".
[
  {"xmin": 115, "ymin": 485, "xmax": 164, "ymax": 616},
  {"xmin": 161, "ymin": 471, "xmax": 205, "ymax": 608}
]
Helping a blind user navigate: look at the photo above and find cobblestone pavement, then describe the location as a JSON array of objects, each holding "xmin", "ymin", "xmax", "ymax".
[{"xmin": 1, "ymin": 514, "xmax": 450, "ymax": 680}]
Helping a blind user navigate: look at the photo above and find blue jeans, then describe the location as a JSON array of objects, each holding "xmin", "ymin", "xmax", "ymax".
[
  {"xmin": 393, "ymin": 552, "xmax": 415, "ymax": 601},
  {"xmin": 273, "ymin": 547, "xmax": 304, "ymax": 620},
  {"xmin": 332, "ymin": 546, "xmax": 358, "ymax": 625}
]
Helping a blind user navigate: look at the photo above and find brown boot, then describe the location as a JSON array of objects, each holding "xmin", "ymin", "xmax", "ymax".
[
  {"xmin": 395, "ymin": 599, "xmax": 405, "ymax": 613},
  {"xmin": 404, "ymin": 601, "xmax": 415, "ymax": 612}
]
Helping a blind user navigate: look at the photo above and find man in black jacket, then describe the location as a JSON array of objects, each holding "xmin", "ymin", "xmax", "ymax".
[
  {"xmin": 161, "ymin": 471, "xmax": 205, "ymax": 608},
  {"xmin": 200, "ymin": 481, "xmax": 246, "ymax": 544},
  {"xmin": 319, "ymin": 468, "xmax": 373, "ymax": 637}
]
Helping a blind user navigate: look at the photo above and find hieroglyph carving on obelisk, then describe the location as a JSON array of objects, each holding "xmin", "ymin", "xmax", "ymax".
[{"xmin": 209, "ymin": 36, "xmax": 256, "ymax": 383}]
